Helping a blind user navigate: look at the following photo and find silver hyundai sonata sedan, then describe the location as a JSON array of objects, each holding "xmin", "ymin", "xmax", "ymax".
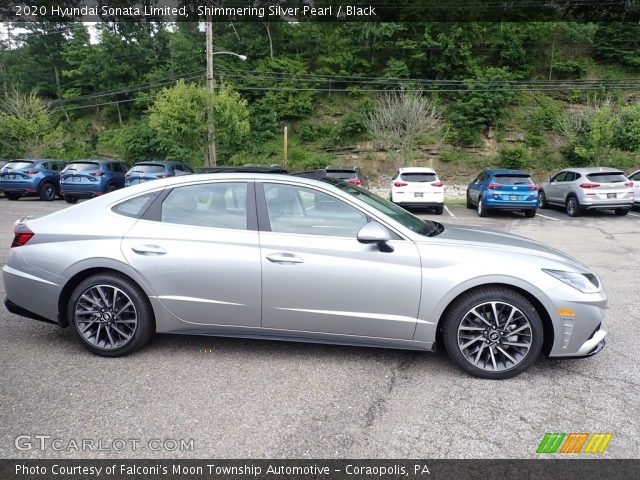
[{"xmin": 2, "ymin": 173, "xmax": 607, "ymax": 379}]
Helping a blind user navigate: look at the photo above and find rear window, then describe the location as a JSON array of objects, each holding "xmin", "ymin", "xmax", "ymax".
[
  {"xmin": 4, "ymin": 161, "xmax": 34, "ymax": 170},
  {"xmin": 112, "ymin": 192, "xmax": 160, "ymax": 218},
  {"xmin": 400, "ymin": 172, "xmax": 437, "ymax": 182},
  {"xmin": 65, "ymin": 162, "xmax": 99, "ymax": 171},
  {"xmin": 326, "ymin": 170, "xmax": 357, "ymax": 180},
  {"xmin": 128, "ymin": 164, "xmax": 166, "ymax": 174},
  {"xmin": 492, "ymin": 174, "xmax": 533, "ymax": 185},
  {"xmin": 586, "ymin": 172, "xmax": 627, "ymax": 183}
]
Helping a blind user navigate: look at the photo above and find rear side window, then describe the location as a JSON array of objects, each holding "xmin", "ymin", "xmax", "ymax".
[
  {"xmin": 492, "ymin": 174, "xmax": 533, "ymax": 185},
  {"xmin": 111, "ymin": 163, "xmax": 126, "ymax": 173},
  {"xmin": 326, "ymin": 170, "xmax": 357, "ymax": 180},
  {"xmin": 130, "ymin": 164, "xmax": 166, "ymax": 174},
  {"xmin": 112, "ymin": 192, "xmax": 159, "ymax": 218},
  {"xmin": 400, "ymin": 172, "xmax": 437, "ymax": 182},
  {"xmin": 586, "ymin": 172, "xmax": 627, "ymax": 183},
  {"xmin": 630, "ymin": 172, "xmax": 640, "ymax": 181}
]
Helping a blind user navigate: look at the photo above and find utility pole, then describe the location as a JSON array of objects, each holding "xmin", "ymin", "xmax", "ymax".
[
  {"xmin": 206, "ymin": 19, "xmax": 217, "ymax": 167},
  {"xmin": 283, "ymin": 126, "xmax": 288, "ymax": 169}
]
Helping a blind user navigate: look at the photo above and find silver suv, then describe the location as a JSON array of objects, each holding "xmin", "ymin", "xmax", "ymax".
[{"xmin": 538, "ymin": 167, "xmax": 633, "ymax": 217}]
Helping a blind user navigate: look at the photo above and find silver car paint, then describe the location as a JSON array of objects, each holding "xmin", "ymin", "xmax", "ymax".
[{"xmin": 3, "ymin": 173, "xmax": 607, "ymax": 358}]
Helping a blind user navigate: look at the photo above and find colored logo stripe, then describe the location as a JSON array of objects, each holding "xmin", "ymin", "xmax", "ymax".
[
  {"xmin": 537, "ymin": 433, "xmax": 612, "ymax": 454},
  {"xmin": 537, "ymin": 433, "xmax": 565, "ymax": 453},
  {"xmin": 560, "ymin": 433, "xmax": 589, "ymax": 453},
  {"xmin": 584, "ymin": 433, "xmax": 613, "ymax": 453}
]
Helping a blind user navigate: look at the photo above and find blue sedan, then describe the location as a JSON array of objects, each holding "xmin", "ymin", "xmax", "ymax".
[{"xmin": 467, "ymin": 169, "xmax": 539, "ymax": 218}]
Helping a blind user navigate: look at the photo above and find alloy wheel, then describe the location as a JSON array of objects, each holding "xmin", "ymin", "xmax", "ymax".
[
  {"xmin": 74, "ymin": 285, "xmax": 138, "ymax": 350},
  {"xmin": 456, "ymin": 301, "xmax": 532, "ymax": 372}
]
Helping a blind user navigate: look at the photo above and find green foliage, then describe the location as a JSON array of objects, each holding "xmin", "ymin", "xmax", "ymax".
[
  {"xmin": 98, "ymin": 120, "xmax": 162, "ymax": 162},
  {"xmin": 525, "ymin": 96, "xmax": 562, "ymax": 146},
  {"xmin": 551, "ymin": 58, "xmax": 588, "ymax": 79},
  {"xmin": 148, "ymin": 80, "xmax": 249, "ymax": 166},
  {"xmin": 615, "ymin": 104, "xmax": 640, "ymax": 152},
  {"xmin": 594, "ymin": 23, "xmax": 640, "ymax": 68},
  {"xmin": 439, "ymin": 150, "xmax": 474, "ymax": 163},
  {"xmin": 498, "ymin": 146, "xmax": 530, "ymax": 169}
]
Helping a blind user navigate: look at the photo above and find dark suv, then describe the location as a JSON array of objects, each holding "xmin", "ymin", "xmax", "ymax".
[
  {"xmin": 60, "ymin": 160, "xmax": 128, "ymax": 203},
  {"xmin": 125, "ymin": 161, "xmax": 194, "ymax": 186},
  {"xmin": 325, "ymin": 166, "xmax": 369, "ymax": 189},
  {"xmin": 0, "ymin": 159, "xmax": 67, "ymax": 201}
]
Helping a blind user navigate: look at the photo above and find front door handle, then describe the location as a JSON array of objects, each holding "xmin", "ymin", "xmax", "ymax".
[
  {"xmin": 266, "ymin": 253, "xmax": 304, "ymax": 264},
  {"xmin": 131, "ymin": 244, "xmax": 167, "ymax": 256}
]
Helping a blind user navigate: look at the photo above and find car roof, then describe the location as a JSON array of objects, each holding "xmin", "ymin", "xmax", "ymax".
[
  {"xmin": 484, "ymin": 169, "xmax": 531, "ymax": 175},
  {"xmin": 560, "ymin": 167, "xmax": 624, "ymax": 174},
  {"xmin": 69, "ymin": 159, "xmax": 122, "ymax": 164},
  {"xmin": 326, "ymin": 166, "xmax": 358, "ymax": 171},
  {"xmin": 132, "ymin": 160, "xmax": 181, "ymax": 165},
  {"xmin": 398, "ymin": 167, "xmax": 437, "ymax": 174}
]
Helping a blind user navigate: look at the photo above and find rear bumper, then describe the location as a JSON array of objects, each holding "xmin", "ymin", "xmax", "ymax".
[
  {"xmin": 395, "ymin": 201, "xmax": 443, "ymax": 208},
  {"xmin": 4, "ymin": 298, "xmax": 58, "ymax": 325},
  {"xmin": 61, "ymin": 185, "xmax": 104, "ymax": 198},
  {"xmin": 0, "ymin": 182, "xmax": 38, "ymax": 195},
  {"xmin": 582, "ymin": 202, "xmax": 633, "ymax": 210},
  {"xmin": 484, "ymin": 199, "xmax": 538, "ymax": 209}
]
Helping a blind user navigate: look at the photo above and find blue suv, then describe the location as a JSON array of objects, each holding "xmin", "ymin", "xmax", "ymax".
[
  {"xmin": 467, "ymin": 169, "xmax": 539, "ymax": 218},
  {"xmin": 60, "ymin": 160, "xmax": 128, "ymax": 203},
  {"xmin": 125, "ymin": 161, "xmax": 193, "ymax": 187},
  {"xmin": 0, "ymin": 159, "xmax": 67, "ymax": 201}
]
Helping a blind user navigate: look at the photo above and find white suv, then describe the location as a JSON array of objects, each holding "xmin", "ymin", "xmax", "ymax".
[{"xmin": 390, "ymin": 167, "xmax": 444, "ymax": 214}]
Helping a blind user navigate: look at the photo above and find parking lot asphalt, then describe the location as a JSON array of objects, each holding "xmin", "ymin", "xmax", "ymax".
[{"xmin": 0, "ymin": 197, "xmax": 638, "ymax": 459}]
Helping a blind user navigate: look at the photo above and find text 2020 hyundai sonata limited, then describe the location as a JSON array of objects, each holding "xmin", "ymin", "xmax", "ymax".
[{"xmin": 3, "ymin": 174, "xmax": 607, "ymax": 379}]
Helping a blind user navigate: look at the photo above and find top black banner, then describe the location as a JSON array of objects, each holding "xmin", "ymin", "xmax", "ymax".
[{"xmin": 2, "ymin": 1, "xmax": 640, "ymax": 23}]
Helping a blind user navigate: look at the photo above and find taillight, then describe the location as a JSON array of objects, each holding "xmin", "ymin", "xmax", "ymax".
[
  {"xmin": 11, "ymin": 222, "xmax": 34, "ymax": 248},
  {"xmin": 528, "ymin": 184, "xmax": 539, "ymax": 190},
  {"xmin": 487, "ymin": 183, "xmax": 502, "ymax": 189},
  {"xmin": 394, "ymin": 181, "xmax": 408, "ymax": 187},
  {"xmin": 92, "ymin": 172, "xmax": 105, "ymax": 177},
  {"xmin": 625, "ymin": 181, "xmax": 633, "ymax": 187},
  {"xmin": 348, "ymin": 178, "xmax": 362, "ymax": 186},
  {"xmin": 24, "ymin": 169, "xmax": 38, "ymax": 175},
  {"xmin": 431, "ymin": 181, "xmax": 444, "ymax": 187},
  {"xmin": 579, "ymin": 183, "xmax": 600, "ymax": 189}
]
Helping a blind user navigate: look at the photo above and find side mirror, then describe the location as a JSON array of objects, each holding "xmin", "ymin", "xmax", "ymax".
[{"xmin": 357, "ymin": 222, "xmax": 393, "ymax": 252}]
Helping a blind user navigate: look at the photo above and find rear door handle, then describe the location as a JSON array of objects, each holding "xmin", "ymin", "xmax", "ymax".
[
  {"xmin": 131, "ymin": 244, "xmax": 167, "ymax": 256},
  {"xmin": 266, "ymin": 253, "xmax": 304, "ymax": 264}
]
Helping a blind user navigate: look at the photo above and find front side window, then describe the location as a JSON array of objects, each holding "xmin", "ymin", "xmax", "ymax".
[
  {"xmin": 161, "ymin": 182, "xmax": 248, "ymax": 230},
  {"xmin": 264, "ymin": 183, "xmax": 367, "ymax": 237}
]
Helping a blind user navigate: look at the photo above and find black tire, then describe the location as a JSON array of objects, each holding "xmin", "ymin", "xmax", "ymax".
[
  {"xmin": 105, "ymin": 183, "xmax": 117, "ymax": 193},
  {"xmin": 615, "ymin": 208, "xmax": 629, "ymax": 216},
  {"xmin": 39, "ymin": 182, "xmax": 56, "ymax": 201},
  {"xmin": 64, "ymin": 195, "xmax": 78, "ymax": 204},
  {"xmin": 477, "ymin": 197, "xmax": 487, "ymax": 217},
  {"xmin": 524, "ymin": 208, "xmax": 537, "ymax": 218},
  {"xmin": 441, "ymin": 287, "xmax": 543, "ymax": 379},
  {"xmin": 5, "ymin": 193, "xmax": 21, "ymax": 201},
  {"xmin": 537, "ymin": 190, "xmax": 547, "ymax": 209},
  {"xmin": 68, "ymin": 272, "xmax": 154, "ymax": 357},
  {"xmin": 466, "ymin": 191, "xmax": 473, "ymax": 209},
  {"xmin": 565, "ymin": 195, "xmax": 581, "ymax": 217},
  {"xmin": 434, "ymin": 204, "xmax": 444, "ymax": 215}
]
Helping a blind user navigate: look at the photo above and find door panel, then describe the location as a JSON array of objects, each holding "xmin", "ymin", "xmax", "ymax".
[{"xmin": 121, "ymin": 182, "xmax": 261, "ymax": 328}]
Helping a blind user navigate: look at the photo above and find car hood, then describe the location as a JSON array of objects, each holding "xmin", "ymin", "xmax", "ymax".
[{"xmin": 426, "ymin": 223, "xmax": 586, "ymax": 269}]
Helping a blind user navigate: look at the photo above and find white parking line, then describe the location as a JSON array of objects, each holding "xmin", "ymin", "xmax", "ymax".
[
  {"xmin": 629, "ymin": 213, "xmax": 640, "ymax": 218},
  {"xmin": 536, "ymin": 213, "xmax": 559, "ymax": 221},
  {"xmin": 444, "ymin": 205, "xmax": 456, "ymax": 217}
]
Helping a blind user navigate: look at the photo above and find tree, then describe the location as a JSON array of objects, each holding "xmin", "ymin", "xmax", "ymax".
[
  {"xmin": 148, "ymin": 80, "xmax": 249, "ymax": 165},
  {"xmin": 615, "ymin": 104, "xmax": 640, "ymax": 152},
  {"xmin": 0, "ymin": 89, "xmax": 55, "ymax": 157},
  {"xmin": 365, "ymin": 90, "xmax": 443, "ymax": 165}
]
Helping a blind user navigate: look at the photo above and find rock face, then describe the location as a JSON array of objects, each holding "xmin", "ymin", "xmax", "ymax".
[{"xmin": 370, "ymin": 184, "xmax": 468, "ymax": 200}]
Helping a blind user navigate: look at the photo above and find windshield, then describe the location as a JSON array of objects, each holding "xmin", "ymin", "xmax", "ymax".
[
  {"xmin": 321, "ymin": 177, "xmax": 441, "ymax": 237},
  {"xmin": 128, "ymin": 164, "xmax": 166, "ymax": 174},
  {"xmin": 65, "ymin": 162, "xmax": 99, "ymax": 172},
  {"xmin": 4, "ymin": 161, "xmax": 34, "ymax": 170}
]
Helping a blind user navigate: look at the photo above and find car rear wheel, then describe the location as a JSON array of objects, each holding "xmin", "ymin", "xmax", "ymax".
[
  {"xmin": 566, "ymin": 195, "xmax": 581, "ymax": 217},
  {"xmin": 39, "ymin": 182, "xmax": 56, "ymax": 201},
  {"xmin": 477, "ymin": 197, "xmax": 487, "ymax": 217},
  {"xmin": 106, "ymin": 183, "xmax": 117, "ymax": 193},
  {"xmin": 524, "ymin": 208, "xmax": 536, "ymax": 218},
  {"xmin": 434, "ymin": 204, "xmax": 444, "ymax": 215},
  {"xmin": 537, "ymin": 190, "xmax": 547, "ymax": 209},
  {"xmin": 5, "ymin": 193, "xmax": 21, "ymax": 201},
  {"xmin": 442, "ymin": 287, "xmax": 543, "ymax": 379},
  {"xmin": 68, "ymin": 273, "xmax": 154, "ymax": 357},
  {"xmin": 64, "ymin": 195, "xmax": 78, "ymax": 204},
  {"xmin": 615, "ymin": 208, "xmax": 629, "ymax": 216}
]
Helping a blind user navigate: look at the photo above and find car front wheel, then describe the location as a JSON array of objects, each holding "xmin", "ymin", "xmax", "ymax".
[
  {"xmin": 442, "ymin": 287, "xmax": 543, "ymax": 379},
  {"xmin": 68, "ymin": 272, "xmax": 154, "ymax": 357}
]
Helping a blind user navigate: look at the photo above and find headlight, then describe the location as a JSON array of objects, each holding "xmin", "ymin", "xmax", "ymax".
[{"xmin": 543, "ymin": 269, "xmax": 601, "ymax": 293}]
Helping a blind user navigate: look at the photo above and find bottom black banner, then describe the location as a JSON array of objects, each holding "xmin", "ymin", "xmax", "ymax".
[{"xmin": 1, "ymin": 459, "xmax": 638, "ymax": 480}]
